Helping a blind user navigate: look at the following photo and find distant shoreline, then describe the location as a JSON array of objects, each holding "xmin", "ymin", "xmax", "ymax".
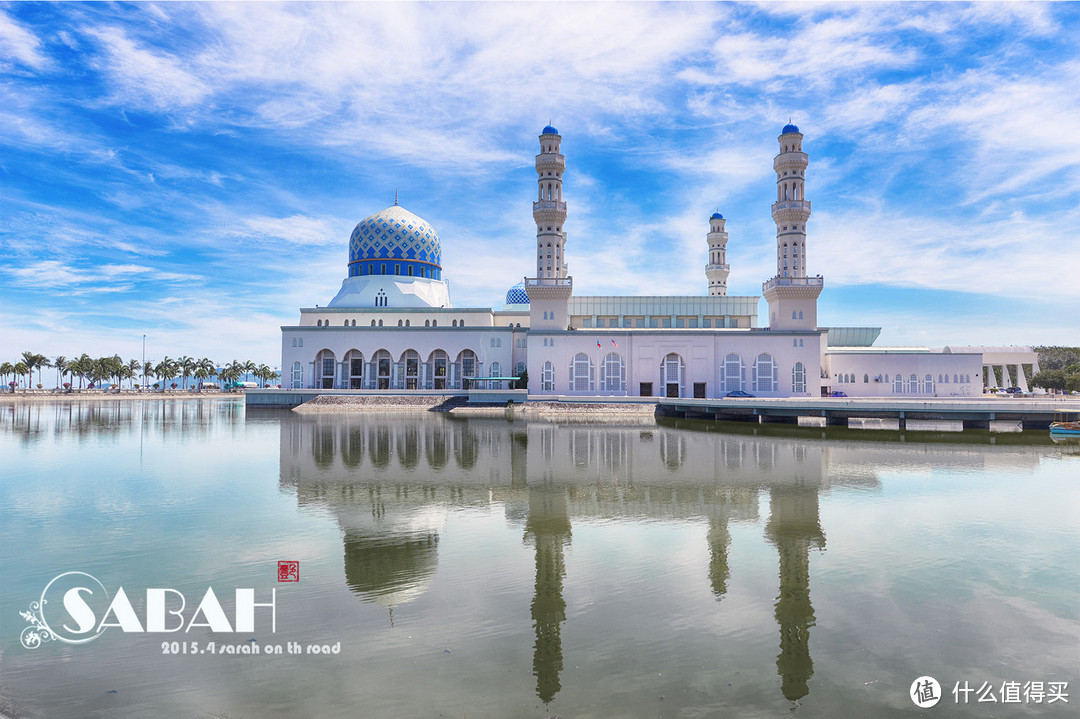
[{"xmin": 0, "ymin": 391, "xmax": 242, "ymax": 403}]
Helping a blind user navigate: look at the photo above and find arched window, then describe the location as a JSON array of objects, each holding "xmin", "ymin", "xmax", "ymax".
[
  {"xmin": 925, "ymin": 374, "xmax": 934, "ymax": 395},
  {"xmin": 371, "ymin": 320, "xmax": 376, "ymax": 327},
  {"xmin": 723, "ymin": 353, "xmax": 744, "ymax": 392},
  {"xmin": 660, "ymin": 353, "xmax": 684, "ymax": 398},
  {"xmin": 569, "ymin": 353, "xmax": 593, "ymax": 393},
  {"xmin": 452, "ymin": 320, "xmax": 457, "ymax": 327},
  {"xmin": 344, "ymin": 319, "xmax": 349, "ymax": 326},
  {"xmin": 458, "ymin": 350, "xmax": 477, "ymax": 387},
  {"xmin": 753, "ymin": 353, "xmax": 777, "ymax": 393},
  {"xmin": 542, "ymin": 361, "xmax": 555, "ymax": 392},
  {"xmin": 402, "ymin": 350, "xmax": 420, "ymax": 389},
  {"xmin": 893, "ymin": 374, "xmax": 903, "ymax": 394},
  {"xmin": 345, "ymin": 350, "xmax": 364, "ymax": 389},
  {"xmin": 398, "ymin": 320, "xmax": 403, "ymax": 327},
  {"xmin": 351, "ymin": 320, "xmax": 356, "ymax": 327},
  {"xmin": 910, "ymin": 374, "xmax": 918, "ymax": 393},
  {"xmin": 864, "ymin": 373, "xmax": 869, "ymax": 383},
  {"xmin": 315, "ymin": 349, "xmax": 336, "ymax": 389},
  {"xmin": 378, "ymin": 320, "xmax": 383, "ymax": 327},
  {"xmin": 431, "ymin": 349, "xmax": 448, "ymax": 389},
  {"xmin": 793, "ymin": 339, "xmax": 798, "ymax": 348},
  {"xmin": 600, "ymin": 352, "xmax": 625, "ymax": 394},
  {"xmin": 432, "ymin": 320, "xmax": 437, "ymax": 327},
  {"xmin": 373, "ymin": 350, "xmax": 392, "ymax": 390},
  {"xmin": 798, "ymin": 311, "xmax": 804, "ymax": 319},
  {"xmin": 291, "ymin": 361, "xmax": 303, "ymax": 389},
  {"xmin": 298, "ymin": 338, "xmax": 303, "ymax": 347},
  {"xmin": 292, "ymin": 337, "xmax": 297, "ymax": 347},
  {"xmin": 425, "ymin": 320, "xmax": 430, "ymax": 327},
  {"xmin": 792, "ymin": 362, "xmax": 806, "ymax": 394},
  {"xmin": 792, "ymin": 310, "xmax": 797, "ymax": 320},
  {"xmin": 316, "ymin": 320, "xmax": 321, "ymax": 327},
  {"xmin": 515, "ymin": 361, "xmax": 526, "ymax": 376},
  {"xmin": 405, "ymin": 319, "xmax": 410, "ymax": 327},
  {"xmin": 799, "ymin": 339, "xmax": 804, "ymax": 347},
  {"xmin": 489, "ymin": 361, "xmax": 501, "ymax": 378}
]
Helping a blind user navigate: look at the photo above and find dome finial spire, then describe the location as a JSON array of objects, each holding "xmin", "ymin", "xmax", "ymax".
[{"xmin": 394, "ymin": 188, "xmax": 398, "ymax": 206}]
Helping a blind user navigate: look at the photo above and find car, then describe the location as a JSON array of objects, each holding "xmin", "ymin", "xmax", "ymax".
[
  {"xmin": 725, "ymin": 390, "xmax": 755, "ymax": 398},
  {"xmin": 1004, "ymin": 387, "xmax": 1022, "ymax": 394},
  {"xmin": 830, "ymin": 391, "xmax": 848, "ymax": 398}
]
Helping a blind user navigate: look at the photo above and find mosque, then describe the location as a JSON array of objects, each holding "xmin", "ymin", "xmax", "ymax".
[{"xmin": 281, "ymin": 123, "xmax": 995, "ymax": 398}]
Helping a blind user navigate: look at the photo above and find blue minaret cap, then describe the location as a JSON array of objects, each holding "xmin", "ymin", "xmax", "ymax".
[
  {"xmin": 541, "ymin": 124, "xmax": 559, "ymax": 135},
  {"xmin": 711, "ymin": 212, "xmax": 724, "ymax": 220},
  {"xmin": 782, "ymin": 123, "xmax": 800, "ymax": 134}
]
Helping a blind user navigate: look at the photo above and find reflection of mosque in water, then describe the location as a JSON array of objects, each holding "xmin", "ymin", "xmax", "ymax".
[{"xmin": 276, "ymin": 414, "xmax": 1034, "ymax": 705}]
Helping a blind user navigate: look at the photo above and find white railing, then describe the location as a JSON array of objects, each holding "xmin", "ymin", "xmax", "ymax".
[
  {"xmin": 763, "ymin": 276, "xmax": 823, "ymax": 291},
  {"xmin": 524, "ymin": 276, "xmax": 573, "ymax": 287},
  {"xmin": 772, "ymin": 200, "xmax": 811, "ymax": 212},
  {"xmin": 533, "ymin": 200, "xmax": 567, "ymax": 212}
]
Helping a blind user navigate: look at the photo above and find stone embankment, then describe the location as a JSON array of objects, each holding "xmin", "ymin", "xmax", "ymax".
[
  {"xmin": 292, "ymin": 395, "xmax": 659, "ymax": 422},
  {"xmin": 293, "ymin": 394, "xmax": 466, "ymax": 412}
]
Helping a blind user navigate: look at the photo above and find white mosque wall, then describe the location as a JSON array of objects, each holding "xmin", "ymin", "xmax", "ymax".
[
  {"xmin": 281, "ymin": 326, "xmax": 521, "ymax": 390},
  {"xmin": 822, "ymin": 350, "xmax": 983, "ymax": 397},
  {"xmin": 526, "ymin": 329, "xmax": 823, "ymax": 398}
]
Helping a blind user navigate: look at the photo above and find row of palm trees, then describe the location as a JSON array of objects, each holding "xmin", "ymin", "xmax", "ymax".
[{"xmin": 2, "ymin": 351, "xmax": 279, "ymax": 392}]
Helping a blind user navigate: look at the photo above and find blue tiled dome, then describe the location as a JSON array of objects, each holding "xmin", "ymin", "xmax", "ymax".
[
  {"xmin": 541, "ymin": 124, "xmax": 559, "ymax": 135},
  {"xmin": 505, "ymin": 281, "xmax": 530, "ymax": 305},
  {"xmin": 711, "ymin": 212, "xmax": 724, "ymax": 220},
  {"xmin": 348, "ymin": 205, "xmax": 441, "ymax": 276},
  {"xmin": 782, "ymin": 123, "xmax": 800, "ymax": 134}
]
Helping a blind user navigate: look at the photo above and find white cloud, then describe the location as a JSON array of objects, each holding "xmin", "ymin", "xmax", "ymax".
[{"xmin": 0, "ymin": 9, "xmax": 48, "ymax": 70}]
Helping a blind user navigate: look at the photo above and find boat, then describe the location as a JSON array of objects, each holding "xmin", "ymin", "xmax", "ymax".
[{"xmin": 1049, "ymin": 410, "xmax": 1080, "ymax": 435}]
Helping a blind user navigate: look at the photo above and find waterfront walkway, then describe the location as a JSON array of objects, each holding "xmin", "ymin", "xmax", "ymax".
[{"xmin": 244, "ymin": 389, "xmax": 1080, "ymax": 430}]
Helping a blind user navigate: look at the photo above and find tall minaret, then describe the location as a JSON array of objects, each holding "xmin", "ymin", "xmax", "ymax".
[
  {"xmin": 772, "ymin": 123, "xmax": 810, "ymax": 278},
  {"xmin": 763, "ymin": 122, "xmax": 822, "ymax": 331},
  {"xmin": 705, "ymin": 212, "xmax": 730, "ymax": 296},
  {"xmin": 534, "ymin": 125, "xmax": 567, "ymax": 279}
]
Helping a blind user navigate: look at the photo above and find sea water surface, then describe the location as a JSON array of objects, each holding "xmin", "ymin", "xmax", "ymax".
[{"xmin": 1, "ymin": 399, "xmax": 1077, "ymax": 718}]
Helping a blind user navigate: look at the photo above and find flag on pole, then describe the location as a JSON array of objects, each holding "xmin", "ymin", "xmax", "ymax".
[
  {"xmin": 596, "ymin": 339, "xmax": 602, "ymax": 349},
  {"xmin": 611, "ymin": 339, "xmax": 618, "ymax": 348}
]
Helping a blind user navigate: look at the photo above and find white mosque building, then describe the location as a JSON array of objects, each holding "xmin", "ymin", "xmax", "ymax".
[{"xmin": 281, "ymin": 123, "xmax": 992, "ymax": 399}]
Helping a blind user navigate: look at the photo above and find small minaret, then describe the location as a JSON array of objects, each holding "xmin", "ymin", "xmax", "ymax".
[
  {"xmin": 705, "ymin": 212, "xmax": 730, "ymax": 296},
  {"xmin": 534, "ymin": 125, "xmax": 568, "ymax": 279},
  {"xmin": 772, "ymin": 123, "xmax": 810, "ymax": 278},
  {"xmin": 764, "ymin": 122, "xmax": 822, "ymax": 331}
]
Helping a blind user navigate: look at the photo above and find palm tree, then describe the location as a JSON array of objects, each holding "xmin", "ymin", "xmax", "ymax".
[
  {"xmin": 178, "ymin": 356, "xmax": 194, "ymax": 390},
  {"xmin": 242, "ymin": 360, "xmax": 257, "ymax": 385},
  {"xmin": 193, "ymin": 358, "xmax": 215, "ymax": 391},
  {"xmin": 35, "ymin": 354, "xmax": 51, "ymax": 389},
  {"xmin": 142, "ymin": 361, "xmax": 153, "ymax": 389},
  {"xmin": 0, "ymin": 362, "xmax": 12, "ymax": 391},
  {"xmin": 155, "ymin": 356, "xmax": 179, "ymax": 391},
  {"xmin": 75, "ymin": 354, "xmax": 93, "ymax": 389},
  {"xmin": 127, "ymin": 359, "xmax": 141, "ymax": 389},
  {"xmin": 20, "ymin": 352, "xmax": 39, "ymax": 389},
  {"xmin": 13, "ymin": 361, "xmax": 29, "ymax": 390},
  {"xmin": 219, "ymin": 360, "xmax": 242, "ymax": 390},
  {"xmin": 54, "ymin": 356, "xmax": 68, "ymax": 389}
]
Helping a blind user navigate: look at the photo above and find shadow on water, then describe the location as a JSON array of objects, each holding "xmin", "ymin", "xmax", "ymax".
[{"xmin": 272, "ymin": 409, "xmax": 1071, "ymax": 707}]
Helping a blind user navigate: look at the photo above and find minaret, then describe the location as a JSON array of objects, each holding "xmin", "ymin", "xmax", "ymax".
[
  {"xmin": 705, "ymin": 212, "xmax": 730, "ymax": 296},
  {"xmin": 763, "ymin": 122, "xmax": 822, "ymax": 331},
  {"xmin": 772, "ymin": 123, "xmax": 810, "ymax": 278},
  {"xmin": 525, "ymin": 124, "xmax": 573, "ymax": 336},
  {"xmin": 534, "ymin": 125, "xmax": 568, "ymax": 279}
]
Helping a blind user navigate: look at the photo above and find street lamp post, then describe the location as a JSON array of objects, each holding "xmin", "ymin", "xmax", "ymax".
[{"xmin": 142, "ymin": 334, "xmax": 147, "ymax": 390}]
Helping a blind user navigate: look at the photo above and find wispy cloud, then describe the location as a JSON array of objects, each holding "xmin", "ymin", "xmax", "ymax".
[{"xmin": 2, "ymin": 1, "xmax": 1078, "ymax": 363}]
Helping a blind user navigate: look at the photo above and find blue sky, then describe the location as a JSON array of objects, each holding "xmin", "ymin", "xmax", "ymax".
[{"xmin": 2, "ymin": 1, "xmax": 1079, "ymax": 367}]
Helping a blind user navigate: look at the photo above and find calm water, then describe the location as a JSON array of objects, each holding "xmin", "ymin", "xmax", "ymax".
[{"xmin": 1, "ymin": 400, "xmax": 1077, "ymax": 718}]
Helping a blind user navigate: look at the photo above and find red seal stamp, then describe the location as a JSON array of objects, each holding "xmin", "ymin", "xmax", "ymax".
[{"xmin": 277, "ymin": 561, "xmax": 299, "ymax": 582}]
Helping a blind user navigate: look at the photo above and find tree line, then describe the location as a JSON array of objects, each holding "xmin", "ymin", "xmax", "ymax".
[
  {"xmin": 2, "ymin": 351, "xmax": 279, "ymax": 391},
  {"xmin": 1031, "ymin": 346, "xmax": 1080, "ymax": 394}
]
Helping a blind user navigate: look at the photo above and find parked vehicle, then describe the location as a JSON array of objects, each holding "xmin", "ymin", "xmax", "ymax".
[
  {"xmin": 830, "ymin": 391, "xmax": 848, "ymax": 398},
  {"xmin": 725, "ymin": 390, "xmax": 755, "ymax": 398}
]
